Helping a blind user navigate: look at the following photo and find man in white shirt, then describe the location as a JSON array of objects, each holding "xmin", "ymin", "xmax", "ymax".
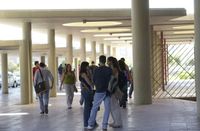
[{"xmin": 34, "ymin": 62, "xmax": 54, "ymax": 114}]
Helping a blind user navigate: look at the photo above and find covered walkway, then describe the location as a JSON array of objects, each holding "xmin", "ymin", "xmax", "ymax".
[{"xmin": 0, "ymin": 86, "xmax": 199, "ymax": 131}]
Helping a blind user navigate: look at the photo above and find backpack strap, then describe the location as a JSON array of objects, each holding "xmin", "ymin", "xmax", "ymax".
[{"xmin": 38, "ymin": 69, "xmax": 44, "ymax": 81}]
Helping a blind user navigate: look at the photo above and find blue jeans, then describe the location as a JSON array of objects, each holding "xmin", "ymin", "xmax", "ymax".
[
  {"xmin": 129, "ymin": 83, "xmax": 134, "ymax": 96},
  {"xmin": 81, "ymin": 89, "xmax": 93, "ymax": 127},
  {"xmin": 38, "ymin": 90, "xmax": 49, "ymax": 112},
  {"xmin": 120, "ymin": 85, "xmax": 127, "ymax": 108},
  {"xmin": 88, "ymin": 91, "xmax": 111, "ymax": 128}
]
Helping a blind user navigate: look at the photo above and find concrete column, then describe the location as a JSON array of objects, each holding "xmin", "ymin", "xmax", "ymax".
[
  {"xmin": 20, "ymin": 40, "xmax": 30, "ymax": 104},
  {"xmin": 66, "ymin": 34, "xmax": 73, "ymax": 66},
  {"xmin": 40, "ymin": 56, "xmax": 45, "ymax": 63},
  {"xmin": 47, "ymin": 29, "xmax": 57, "ymax": 97},
  {"xmin": 56, "ymin": 57, "xmax": 59, "ymax": 86},
  {"xmin": 20, "ymin": 22, "xmax": 32, "ymax": 104},
  {"xmin": 107, "ymin": 46, "xmax": 111, "ymax": 57},
  {"xmin": 153, "ymin": 32, "xmax": 159, "ymax": 93},
  {"xmin": 194, "ymin": 0, "xmax": 200, "ymax": 117},
  {"xmin": 156, "ymin": 35, "xmax": 162, "ymax": 91},
  {"xmin": 112, "ymin": 47, "xmax": 116, "ymax": 57},
  {"xmin": 1, "ymin": 53, "xmax": 8, "ymax": 94},
  {"xmin": 81, "ymin": 38, "xmax": 86, "ymax": 62},
  {"xmin": 91, "ymin": 41, "xmax": 96, "ymax": 63},
  {"xmin": 150, "ymin": 26, "xmax": 155, "ymax": 96},
  {"xmin": 65, "ymin": 52, "xmax": 67, "ymax": 64},
  {"xmin": 100, "ymin": 43, "xmax": 104, "ymax": 55},
  {"xmin": 131, "ymin": 0, "xmax": 152, "ymax": 104},
  {"xmin": 75, "ymin": 58, "xmax": 79, "ymax": 81}
]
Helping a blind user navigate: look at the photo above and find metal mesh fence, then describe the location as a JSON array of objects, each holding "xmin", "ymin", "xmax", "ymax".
[{"xmin": 151, "ymin": 44, "xmax": 195, "ymax": 99}]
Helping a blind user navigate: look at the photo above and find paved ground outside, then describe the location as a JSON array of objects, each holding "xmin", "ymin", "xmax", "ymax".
[{"xmin": 0, "ymin": 85, "xmax": 200, "ymax": 131}]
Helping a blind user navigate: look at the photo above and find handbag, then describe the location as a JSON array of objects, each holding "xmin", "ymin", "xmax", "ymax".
[
  {"xmin": 35, "ymin": 69, "xmax": 47, "ymax": 94},
  {"xmin": 74, "ymin": 85, "xmax": 78, "ymax": 93}
]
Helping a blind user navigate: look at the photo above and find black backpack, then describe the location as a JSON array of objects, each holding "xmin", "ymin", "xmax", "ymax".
[{"xmin": 118, "ymin": 71, "xmax": 127, "ymax": 90}]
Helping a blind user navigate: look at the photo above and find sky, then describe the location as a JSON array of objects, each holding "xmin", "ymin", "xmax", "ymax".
[
  {"xmin": 0, "ymin": 0, "xmax": 194, "ymax": 13},
  {"xmin": 0, "ymin": 0, "xmax": 194, "ymax": 47}
]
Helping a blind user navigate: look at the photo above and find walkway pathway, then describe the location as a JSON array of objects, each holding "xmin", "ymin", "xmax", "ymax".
[{"xmin": 0, "ymin": 86, "xmax": 199, "ymax": 131}]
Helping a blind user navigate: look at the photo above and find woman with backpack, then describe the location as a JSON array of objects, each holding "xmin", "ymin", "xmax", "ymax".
[
  {"xmin": 79, "ymin": 62, "xmax": 94, "ymax": 128},
  {"xmin": 60, "ymin": 64, "xmax": 76, "ymax": 109},
  {"xmin": 107, "ymin": 57, "xmax": 123, "ymax": 128}
]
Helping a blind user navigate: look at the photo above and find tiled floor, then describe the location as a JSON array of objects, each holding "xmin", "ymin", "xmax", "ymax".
[{"xmin": 0, "ymin": 86, "xmax": 200, "ymax": 131}]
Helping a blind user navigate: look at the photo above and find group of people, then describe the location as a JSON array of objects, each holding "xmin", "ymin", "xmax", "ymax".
[
  {"xmin": 32, "ymin": 56, "xmax": 134, "ymax": 130},
  {"xmin": 79, "ymin": 55, "xmax": 133, "ymax": 130}
]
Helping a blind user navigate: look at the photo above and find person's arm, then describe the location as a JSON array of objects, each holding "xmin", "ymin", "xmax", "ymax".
[
  {"xmin": 126, "ymin": 65, "xmax": 133, "ymax": 83},
  {"xmin": 92, "ymin": 69, "xmax": 97, "ymax": 84},
  {"xmin": 82, "ymin": 73, "xmax": 92, "ymax": 86},
  {"xmin": 33, "ymin": 70, "xmax": 39, "ymax": 87},
  {"xmin": 60, "ymin": 73, "xmax": 65, "ymax": 91},
  {"xmin": 48, "ymin": 70, "xmax": 54, "ymax": 89}
]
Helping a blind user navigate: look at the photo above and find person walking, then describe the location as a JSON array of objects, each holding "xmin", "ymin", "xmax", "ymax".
[
  {"xmin": 120, "ymin": 58, "xmax": 133, "ymax": 99},
  {"xmin": 60, "ymin": 64, "xmax": 76, "ymax": 109},
  {"xmin": 107, "ymin": 57, "xmax": 123, "ymax": 128},
  {"xmin": 33, "ymin": 61, "xmax": 40, "ymax": 99},
  {"xmin": 57, "ymin": 64, "xmax": 63, "ymax": 86},
  {"xmin": 79, "ymin": 62, "xmax": 94, "ymax": 128},
  {"xmin": 129, "ymin": 67, "xmax": 134, "ymax": 98},
  {"xmin": 34, "ymin": 62, "xmax": 54, "ymax": 114},
  {"xmin": 88, "ymin": 55, "xmax": 113, "ymax": 130}
]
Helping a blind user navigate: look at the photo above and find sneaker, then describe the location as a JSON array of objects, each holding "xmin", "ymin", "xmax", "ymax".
[
  {"xmin": 87, "ymin": 123, "xmax": 98, "ymax": 130},
  {"xmin": 102, "ymin": 127, "xmax": 107, "ymax": 130},
  {"xmin": 110, "ymin": 124, "xmax": 121, "ymax": 128},
  {"xmin": 40, "ymin": 111, "xmax": 44, "ymax": 114},
  {"xmin": 129, "ymin": 95, "xmax": 132, "ymax": 98},
  {"xmin": 44, "ymin": 105, "xmax": 48, "ymax": 114},
  {"xmin": 79, "ymin": 100, "xmax": 83, "ymax": 106},
  {"xmin": 109, "ymin": 123, "xmax": 114, "ymax": 127},
  {"xmin": 87, "ymin": 125, "xmax": 94, "ymax": 130}
]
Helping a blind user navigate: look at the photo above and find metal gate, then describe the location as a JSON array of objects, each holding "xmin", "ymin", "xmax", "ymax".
[{"xmin": 151, "ymin": 44, "xmax": 195, "ymax": 99}]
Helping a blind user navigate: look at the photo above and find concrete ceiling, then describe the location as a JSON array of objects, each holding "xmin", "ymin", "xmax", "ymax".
[{"xmin": 0, "ymin": 8, "xmax": 194, "ymax": 57}]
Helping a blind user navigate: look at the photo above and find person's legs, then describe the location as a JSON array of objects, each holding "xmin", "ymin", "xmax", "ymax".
[
  {"xmin": 44, "ymin": 90, "xmax": 50, "ymax": 107},
  {"xmin": 69, "ymin": 84, "xmax": 74, "ymax": 105},
  {"xmin": 110, "ymin": 94, "xmax": 122, "ymax": 127},
  {"xmin": 38, "ymin": 92, "xmax": 44, "ymax": 112},
  {"xmin": 82, "ymin": 89, "xmax": 92, "ymax": 127},
  {"xmin": 129, "ymin": 83, "xmax": 134, "ymax": 97},
  {"xmin": 88, "ymin": 92, "xmax": 106, "ymax": 127},
  {"xmin": 103, "ymin": 96, "xmax": 111, "ymax": 129},
  {"xmin": 64, "ymin": 84, "xmax": 71, "ymax": 107}
]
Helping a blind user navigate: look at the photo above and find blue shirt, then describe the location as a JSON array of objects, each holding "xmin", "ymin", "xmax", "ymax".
[
  {"xmin": 93, "ymin": 66, "xmax": 113, "ymax": 93},
  {"xmin": 58, "ymin": 66, "xmax": 63, "ymax": 75}
]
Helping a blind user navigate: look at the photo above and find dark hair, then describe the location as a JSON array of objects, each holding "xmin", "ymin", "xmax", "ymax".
[
  {"xmin": 118, "ymin": 60, "xmax": 126, "ymax": 71},
  {"xmin": 35, "ymin": 61, "xmax": 39, "ymax": 66},
  {"xmin": 99, "ymin": 55, "xmax": 106, "ymax": 64},
  {"xmin": 91, "ymin": 61, "xmax": 95, "ymax": 64},
  {"xmin": 40, "ymin": 62, "xmax": 45, "ymax": 67},
  {"xmin": 79, "ymin": 62, "xmax": 89, "ymax": 81},
  {"xmin": 66, "ymin": 64, "xmax": 72, "ymax": 73},
  {"xmin": 108, "ymin": 57, "xmax": 119, "ymax": 71},
  {"xmin": 120, "ymin": 58, "xmax": 125, "ymax": 62}
]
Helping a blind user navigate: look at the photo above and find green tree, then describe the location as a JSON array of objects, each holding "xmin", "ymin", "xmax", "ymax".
[
  {"xmin": 8, "ymin": 61, "xmax": 18, "ymax": 73},
  {"xmin": 188, "ymin": 58, "xmax": 195, "ymax": 66}
]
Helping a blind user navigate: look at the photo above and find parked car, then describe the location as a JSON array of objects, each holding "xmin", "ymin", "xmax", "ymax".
[
  {"xmin": 0, "ymin": 72, "xmax": 17, "ymax": 88},
  {"xmin": 15, "ymin": 74, "xmax": 20, "ymax": 86},
  {"xmin": 13, "ymin": 72, "xmax": 20, "ymax": 86}
]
